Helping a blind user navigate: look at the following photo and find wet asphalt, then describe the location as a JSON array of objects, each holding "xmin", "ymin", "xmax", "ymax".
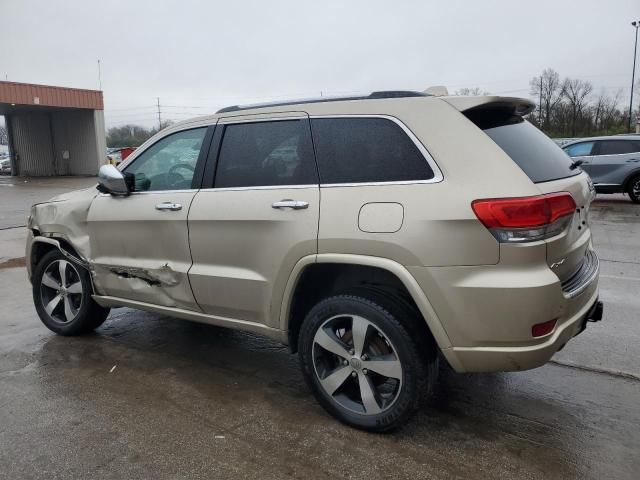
[{"xmin": 0, "ymin": 177, "xmax": 639, "ymax": 479}]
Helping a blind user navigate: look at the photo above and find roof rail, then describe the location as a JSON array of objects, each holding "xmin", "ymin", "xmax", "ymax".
[{"xmin": 216, "ymin": 90, "xmax": 430, "ymax": 114}]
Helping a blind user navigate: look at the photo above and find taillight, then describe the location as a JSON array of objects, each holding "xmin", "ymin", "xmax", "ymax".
[{"xmin": 472, "ymin": 192, "xmax": 576, "ymax": 243}]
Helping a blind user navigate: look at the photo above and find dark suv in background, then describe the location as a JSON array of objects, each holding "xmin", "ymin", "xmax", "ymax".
[{"xmin": 563, "ymin": 135, "xmax": 640, "ymax": 203}]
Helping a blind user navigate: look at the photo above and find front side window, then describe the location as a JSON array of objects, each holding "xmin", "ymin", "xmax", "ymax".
[
  {"xmin": 597, "ymin": 140, "xmax": 640, "ymax": 156},
  {"xmin": 214, "ymin": 120, "xmax": 317, "ymax": 188},
  {"xmin": 310, "ymin": 118, "xmax": 434, "ymax": 184},
  {"xmin": 564, "ymin": 142, "xmax": 595, "ymax": 158},
  {"xmin": 123, "ymin": 127, "xmax": 207, "ymax": 191}
]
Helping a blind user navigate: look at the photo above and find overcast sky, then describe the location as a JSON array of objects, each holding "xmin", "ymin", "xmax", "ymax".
[{"xmin": 1, "ymin": 0, "xmax": 638, "ymax": 127}]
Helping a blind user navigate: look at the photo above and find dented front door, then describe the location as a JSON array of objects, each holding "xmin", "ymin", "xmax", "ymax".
[
  {"xmin": 88, "ymin": 191, "xmax": 199, "ymax": 309},
  {"xmin": 87, "ymin": 126, "xmax": 210, "ymax": 310}
]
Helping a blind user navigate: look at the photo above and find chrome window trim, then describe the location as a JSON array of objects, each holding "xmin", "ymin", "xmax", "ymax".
[
  {"xmin": 199, "ymin": 184, "xmax": 318, "ymax": 192},
  {"xmin": 593, "ymin": 152, "xmax": 640, "ymax": 158},
  {"xmin": 308, "ymin": 114, "xmax": 444, "ymax": 187},
  {"xmin": 593, "ymin": 183, "xmax": 620, "ymax": 187},
  {"xmin": 218, "ymin": 115, "xmax": 308, "ymax": 125},
  {"xmin": 194, "ymin": 114, "xmax": 443, "ymax": 191}
]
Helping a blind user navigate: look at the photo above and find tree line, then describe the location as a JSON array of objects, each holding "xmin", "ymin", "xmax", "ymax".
[
  {"xmin": 527, "ymin": 68, "xmax": 638, "ymax": 138},
  {"xmin": 105, "ymin": 120, "xmax": 173, "ymax": 148}
]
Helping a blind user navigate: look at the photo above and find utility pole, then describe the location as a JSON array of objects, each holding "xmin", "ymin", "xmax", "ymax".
[
  {"xmin": 97, "ymin": 59, "xmax": 102, "ymax": 91},
  {"xmin": 629, "ymin": 21, "xmax": 639, "ymax": 132},
  {"xmin": 157, "ymin": 97, "xmax": 162, "ymax": 131},
  {"xmin": 539, "ymin": 76, "xmax": 543, "ymax": 128}
]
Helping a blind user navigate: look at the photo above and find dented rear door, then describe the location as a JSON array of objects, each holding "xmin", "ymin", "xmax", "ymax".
[{"xmin": 88, "ymin": 125, "xmax": 213, "ymax": 310}]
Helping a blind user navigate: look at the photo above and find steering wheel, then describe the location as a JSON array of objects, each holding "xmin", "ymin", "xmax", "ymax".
[{"xmin": 166, "ymin": 163, "xmax": 195, "ymax": 189}]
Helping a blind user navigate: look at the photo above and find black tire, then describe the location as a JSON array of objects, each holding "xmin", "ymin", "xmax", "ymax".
[
  {"xmin": 298, "ymin": 294, "xmax": 438, "ymax": 432},
  {"xmin": 627, "ymin": 174, "xmax": 640, "ymax": 204},
  {"xmin": 32, "ymin": 249, "xmax": 110, "ymax": 336}
]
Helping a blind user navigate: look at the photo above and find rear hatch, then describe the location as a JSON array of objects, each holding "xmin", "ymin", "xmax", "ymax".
[{"xmin": 446, "ymin": 96, "xmax": 595, "ymax": 287}]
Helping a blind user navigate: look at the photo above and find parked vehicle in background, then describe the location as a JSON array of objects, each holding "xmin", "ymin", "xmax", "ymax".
[
  {"xmin": 562, "ymin": 135, "xmax": 640, "ymax": 203},
  {"xmin": 553, "ymin": 138, "xmax": 578, "ymax": 147},
  {"xmin": 26, "ymin": 91, "xmax": 602, "ymax": 431},
  {"xmin": 1, "ymin": 158, "xmax": 11, "ymax": 175}
]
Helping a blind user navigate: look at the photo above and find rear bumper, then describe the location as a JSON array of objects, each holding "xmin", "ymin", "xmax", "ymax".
[
  {"xmin": 442, "ymin": 291, "xmax": 601, "ymax": 373},
  {"xmin": 409, "ymin": 247, "xmax": 601, "ymax": 373}
]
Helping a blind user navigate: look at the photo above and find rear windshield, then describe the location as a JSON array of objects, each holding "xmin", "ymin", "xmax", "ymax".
[{"xmin": 466, "ymin": 108, "xmax": 579, "ymax": 183}]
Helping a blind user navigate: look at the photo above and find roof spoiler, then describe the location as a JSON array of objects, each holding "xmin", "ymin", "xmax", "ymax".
[{"xmin": 442, "ymin": 96, "xmax": 535, "ymax": 117}]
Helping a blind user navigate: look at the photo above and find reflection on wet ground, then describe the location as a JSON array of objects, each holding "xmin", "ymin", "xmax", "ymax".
[{"xmin": 1, "ymin": 301, "xmax": 638, "ymax": 479}]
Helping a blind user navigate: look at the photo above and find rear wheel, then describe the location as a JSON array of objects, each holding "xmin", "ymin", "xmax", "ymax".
[
  {"xmin": 298, "ymin": 295, "xmax": 438, "ymax": 432},
  {"xmin": 32, "ymin": 249, "xmax": 110, "ymax": 335},
  {"xmin": 627, "ymin": 175, "xmax": 640, "ymax": 204}
]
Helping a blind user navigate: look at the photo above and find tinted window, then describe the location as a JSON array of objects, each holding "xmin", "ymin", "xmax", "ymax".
[
  {"xmin": 310, "ymin": 118, "xmax": 434, "ymax": 184},
  {"xmin": 564, "ymin": 142, "xmax": 594, "ymax": 157},
  {"xmin": 598, "ymin": 140, "xmax": 640, "ymax": 155},
  {"xmin": 471, "ymin": 110, "xmax": 579, "ymax": 183},
  {"xmin": 124, "ymin": 127, "xmax": 206, "ymax": 191},
  {"xmin": 214, "ymin": 120, "xmax": 317, "ymax": 188}
]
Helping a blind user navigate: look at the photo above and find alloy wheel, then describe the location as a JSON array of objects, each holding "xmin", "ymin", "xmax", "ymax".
[
  {"xmin": 40, "ymin": 259, "xmax": 84, "ymax": 324},
  {"xmin": 312, "ymin": 314, "xmax": 403, "ymax": 415}
]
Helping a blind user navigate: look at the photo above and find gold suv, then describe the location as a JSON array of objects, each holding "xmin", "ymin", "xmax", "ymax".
[{"xmin": 27, "ymin": 91, "xmax": 603, "ymax": 431}]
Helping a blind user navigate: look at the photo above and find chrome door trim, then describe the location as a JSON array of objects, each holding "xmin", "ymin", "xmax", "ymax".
[
  {"xmin": 308, "ymin": 114, "xmax": 444, "ymax": 186},
  {"xmin": 98, "ymin": 189, "xmax": 198, "ymax": 197}
]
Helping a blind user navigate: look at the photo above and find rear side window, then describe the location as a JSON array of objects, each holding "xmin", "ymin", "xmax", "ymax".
[
  {"xmin": 214, "ymin": 120, "xmax": 317, "ymax": 188},
  {"xmin": 564, "ymin": 142, "xmax": 594, "ymax": 157},
  {"xmin": 597, "ymin": 140, "xmax": 640, "ymax": 155},
  {"xmin": 467, "ymin": 108, "xmax": 579, "ymax": 183},
  {"xmin": 310, "ymin": 118, "xmax": 434, "ymax": 184}
]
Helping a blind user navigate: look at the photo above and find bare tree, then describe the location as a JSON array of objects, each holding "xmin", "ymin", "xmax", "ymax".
[
  {"xmin": 592, "ymin": 90, "xmax": 621, "ymax": 132},
  {"xmin": 530, "ymin": 68, "xmax": 563, "ymax": 129},
  {"xmin": 562, "ymin": 78, "xmax": 593, "ymax": 136},
  {"xmin": 454, "ymin": 87, "xmax": 490, "ymax": 96},
  {"xmin": 0, "ymin": 124, "xmax": 7, "ymax": 145}
]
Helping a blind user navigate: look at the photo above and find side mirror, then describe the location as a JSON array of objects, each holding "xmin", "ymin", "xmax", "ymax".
[{"xmin": 97, "ymin": 165, "xmax": 130, "ymax": 196}]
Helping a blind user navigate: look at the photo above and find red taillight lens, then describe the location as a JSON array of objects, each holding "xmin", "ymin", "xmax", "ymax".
[
  {"xmin": 532, "ymin": 319, "xmax": 557, "ymax": 338},
  {"xmin": 472, "ymin": 193, "xmax": 576, "ymax": 229}
]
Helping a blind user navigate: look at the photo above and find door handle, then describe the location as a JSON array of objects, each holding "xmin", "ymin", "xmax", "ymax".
[
  {"xmin": 272, "ymin": 199, "xmax": 309, "ymax": 210},
  {"xmin": 155, "ymin": 202, "xmax": 182, "ymax": 211}
]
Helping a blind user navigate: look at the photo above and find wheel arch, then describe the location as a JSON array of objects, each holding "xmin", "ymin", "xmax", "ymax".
[
  {"xmin": 29, "ymin": 235, "xmax": 94, "ymax": 291},
  {"xmin": 622, "ymin": 168, "xmax": 640, "ymax": 191},
  {"xmin": 280, "ymin": 253, "xmax": 453, "ymax": 354}
]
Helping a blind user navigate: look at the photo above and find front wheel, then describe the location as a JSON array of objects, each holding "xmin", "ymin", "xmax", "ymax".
[
  {"xmin": 32, "ymin": 249, "xmax": 110, "ymax": 336},
  {"xmin": 627, "ymin": 174, "xmax": 640, "ymax": 204},
  {"xmin": 298, "ymin": 295, "xmax": 438, "ymax": 432}
]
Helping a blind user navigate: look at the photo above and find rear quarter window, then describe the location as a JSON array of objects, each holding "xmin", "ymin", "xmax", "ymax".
[
  {"xmin": 310, "ymin": 117, "xmax": 434, "ymax": 184},
  {"xmin": 597, "ymin": 140, "xmax": 640, "ymax": 155},
  {"xmin": 466, "ymin": 108, "xmax": 579, "ymax": 183}
]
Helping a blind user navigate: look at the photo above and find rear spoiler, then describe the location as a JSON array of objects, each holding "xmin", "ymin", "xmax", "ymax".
[{"xmin": 442, "ymin": 96, "xmax": 535, "ymax": 117}]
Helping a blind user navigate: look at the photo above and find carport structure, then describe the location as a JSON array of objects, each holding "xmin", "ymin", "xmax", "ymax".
[{"xmin": 0, "ymin": 81, "xmax": 105, "ymax": 176}]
